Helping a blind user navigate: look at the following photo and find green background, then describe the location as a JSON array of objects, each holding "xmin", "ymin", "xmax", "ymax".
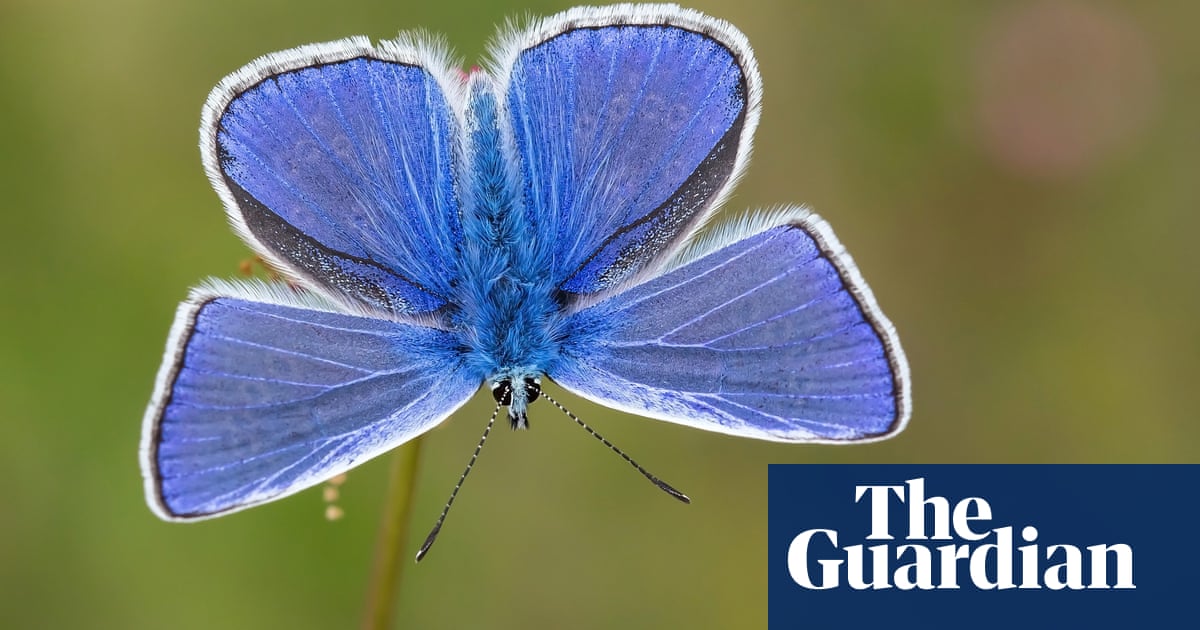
[{"xmin": 2, "ymin": 0, "xmax": 1195, "ymax": 627}]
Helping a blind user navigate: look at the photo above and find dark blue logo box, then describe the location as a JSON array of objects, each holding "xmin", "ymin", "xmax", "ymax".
[{"xmin": 768, "ymin": 465, "xmax": 1196, "ymax": 627}]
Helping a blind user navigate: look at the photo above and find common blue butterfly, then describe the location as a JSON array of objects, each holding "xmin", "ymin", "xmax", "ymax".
[{"xmin": 140, "ymin": 3, "xmax": 911, "ymax": 553}]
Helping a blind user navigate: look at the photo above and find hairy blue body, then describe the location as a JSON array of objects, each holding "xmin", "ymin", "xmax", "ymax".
[{"xmin": 452, "ymin": 77, "xmax": 566, "ymax": 420}]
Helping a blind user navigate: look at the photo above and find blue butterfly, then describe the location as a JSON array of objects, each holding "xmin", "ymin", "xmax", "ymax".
[{"xmin": 140, "ymin": 3, "xmax": 910, "ymax": 552}]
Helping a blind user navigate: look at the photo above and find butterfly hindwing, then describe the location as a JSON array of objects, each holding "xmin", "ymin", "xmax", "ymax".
[
  {"xmin": 141, "ymin": 281, "xmax": 479, "ymax": 520},
  {"xmin": 495, "ymin": 6, "xmax": 761, "ymax": 300},
  {"xmin": 554, "ymin": 209, "xmax": 910, "ymax": 442},
  {"xmin": 202, "ymin": 38, "xmax": 465, "ymax": 316}
]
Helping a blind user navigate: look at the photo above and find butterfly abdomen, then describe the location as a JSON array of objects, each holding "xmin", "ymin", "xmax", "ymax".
[{"xmin": 456, "ymin": 75, "xmax": 564, "ymax": 384}]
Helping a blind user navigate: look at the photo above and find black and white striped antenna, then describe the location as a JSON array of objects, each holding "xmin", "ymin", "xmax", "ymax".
[{"xmin": 416, "ymin": 388, "xmax": 690, "ymax": 562}]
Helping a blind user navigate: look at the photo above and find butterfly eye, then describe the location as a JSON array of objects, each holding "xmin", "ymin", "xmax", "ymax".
[
  {"xmin": 521, "ymin": 377, "xmax": 541, "ymax": 404},
  {"xmin": 490, "ymin": 377, "xmax": 542, "ymax": 406},
  {"xmin": 490, "ymin": 380, "xmax": 514, "ymax": 406}
]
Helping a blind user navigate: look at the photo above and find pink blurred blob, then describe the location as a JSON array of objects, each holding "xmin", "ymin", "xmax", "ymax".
[{"xmin": 975, "ymin": 0, "xmax": 1158, "ymax": 179}]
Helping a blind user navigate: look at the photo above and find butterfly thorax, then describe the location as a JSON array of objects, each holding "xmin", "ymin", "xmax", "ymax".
[{"xmin": 452, "ymin": 75, "xmax": 562, "ymax": 426}]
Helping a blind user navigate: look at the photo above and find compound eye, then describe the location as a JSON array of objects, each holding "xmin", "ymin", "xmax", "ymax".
[
  {"xmin": 491, "ymin": 380, "xmax": 513, "ymax": 405},
  {"xmin": 523, "ymin": 377, "xmax": 541, "ymax": 404}
]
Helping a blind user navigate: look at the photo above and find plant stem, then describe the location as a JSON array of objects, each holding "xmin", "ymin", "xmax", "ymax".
[{"xmin": 360, "ymin": 437, "xmax": 425, "ymax": 630}]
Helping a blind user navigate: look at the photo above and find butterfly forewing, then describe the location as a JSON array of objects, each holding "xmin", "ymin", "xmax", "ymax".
[
  {"xmin": 142, "ymin": 282, "xmax": 479, "ymax": 520},
  {"xmin": 553, "ymin": 210, "xmax": 910, "ymax": 442}
]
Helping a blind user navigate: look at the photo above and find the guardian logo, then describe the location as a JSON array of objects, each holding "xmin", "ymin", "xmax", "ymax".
[{"xmin": 787, "ymin": 478, "xmax": 1135, "ymax": 591}]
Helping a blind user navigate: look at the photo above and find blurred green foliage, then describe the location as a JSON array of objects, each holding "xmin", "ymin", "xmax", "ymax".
[{"xmin": 1, "ymin": 1, "xmax": 1196, "ymax": 628}]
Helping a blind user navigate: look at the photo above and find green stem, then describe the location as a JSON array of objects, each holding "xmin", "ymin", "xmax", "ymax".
[{"xmin": 360, "ymin": 437, "xmax": 425, "ymax": 630}]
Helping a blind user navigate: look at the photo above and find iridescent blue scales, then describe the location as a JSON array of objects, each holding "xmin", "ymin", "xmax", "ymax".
[{"xmin": 141, "ymin": 3, "xmax": 910, "ymax": 522}]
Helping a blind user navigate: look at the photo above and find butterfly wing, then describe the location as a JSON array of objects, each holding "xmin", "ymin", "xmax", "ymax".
[
  {"xmin": 202, "ymin": 37, "xmax": 465, "ymax": 316},
  {"xmin": 140, "ymin": 281, "xmax": 479, "ymax": 520},
  {"xmin": 492, "ymin": 6, "xmax": 760, "ymax": 300},
  {"xmin": 553, "ymin": 210, "xmax": 910, "ymax": 442}
]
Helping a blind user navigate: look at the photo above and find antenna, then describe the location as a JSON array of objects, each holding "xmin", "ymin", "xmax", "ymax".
[
  {"xmin": 416, "ymin": 401, "xmax": 501, "ymax": 562},
  {"xmin": 539, "ymin": 390, "xmax": 690, "ymax": 504}
]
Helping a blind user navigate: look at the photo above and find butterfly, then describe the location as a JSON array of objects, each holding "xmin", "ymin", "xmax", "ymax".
[{"xmin": 139, "ymin": 3, "xmax": 911, "ymax": 554}]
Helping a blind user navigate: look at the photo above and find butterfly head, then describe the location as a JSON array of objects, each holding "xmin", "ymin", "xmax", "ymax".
[{"xmin": 490, "ymin": 375, "xmax": 541, "ymax": 430}]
